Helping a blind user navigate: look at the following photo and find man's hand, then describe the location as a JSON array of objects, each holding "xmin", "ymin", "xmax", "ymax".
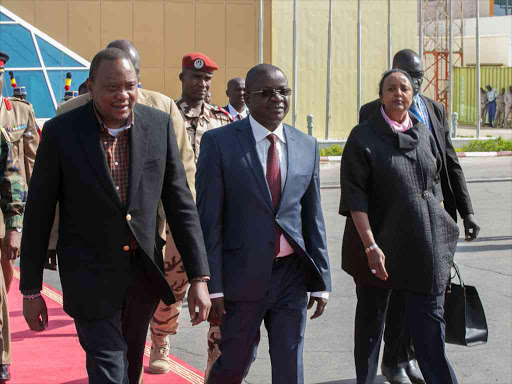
[
  {"xmin": 367, "ymin": 247, "xmax": 389, "ymax": 281},
  {"xmin": 463, "ymin": 214, "xmax": 481, "ymax": 241},
  {"xmin": 187, "ymin": 281, "xmax": 211, "ymax": 326},
  {"xmin": 307, "ymin": 296, "xmax": 328, "ymax": 320},
  {"xmin": 23, "ymin": 296, "xmax": 48, "ymax": 331},
  {"xmin": 1, "ymin": 229, "xmax": 21, "ymax": 260},
  {"xmin": 208, "ymin": 297, "xmax": 226, "ymax": 326},
  {"xmin": 45, "ymin": 250, "xmax": 58, "ymax": 270}
]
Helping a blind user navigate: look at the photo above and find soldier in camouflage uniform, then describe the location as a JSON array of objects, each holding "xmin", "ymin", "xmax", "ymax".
[
  {"xmin": 0, "ymin": 56, "xmax": 40, "ymax": 298},
  {"xmin": 153, "ymin": 53, "xmax": 231, "ymax": 380},
  {"xmin": 175, "ymin": 53, "xmax": 233, "ymax": 163},
  {"xmin": 0, "ymin": 50, "xmax": 39, "ymax": 383}
]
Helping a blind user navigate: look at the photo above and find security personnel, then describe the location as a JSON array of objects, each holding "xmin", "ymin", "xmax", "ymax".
[
  {"xmin": 12, "ymin": 87, "xmax": 27, "ymax": 101},
  {"xmin": 0, "ymin": 51, "xmax": 39, "ymax": 383},
  {"xmin": 63, "ymin": 90, "xmax": 79, "ymax": 102},
  {"xmin": 174, "ymin": 52, "xmax": 232, "ymax": 380},
  {"xmin": 175, "ymin": 52, "xmax": 233, "ymax": 163}
]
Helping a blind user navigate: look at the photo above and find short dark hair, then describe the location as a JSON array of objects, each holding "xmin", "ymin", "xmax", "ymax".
[
  {"xmin": 106, "ymin": 40, "xmax": 140, "ymax": 75},
  {"xmin": 89, "ymin": 48, "xmax": 132, "ymax": 81},
  {"xmin": 245, "ymin": 64, "xmax": 286, "ymax": 91},
  {"xmin": 78, "ymin": 81, "xmax": 87, "ymax": 93},
  {"xmin": 378, "ymin": 69, "xmax": 414, "ymax": 96}
]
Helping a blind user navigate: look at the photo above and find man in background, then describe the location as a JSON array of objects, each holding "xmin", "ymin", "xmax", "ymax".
[
  {"xmin": 504, "ymin": 85, "xmax": 512, "ymax": 129},
  {"xmin": 486, "ymin": 84, "xmax": 497, "ymax": 127},
  {"xmin": 480, "ymin": 87, "xmax": 488, "ymax": 126},
  {"xmin": 0, "ymin": 50, "xmax": 40, "ymax": 384},
  {"xmin": 175, "ymin": 52, "xmax": 233, "ymax": 380},
  {"xmin": 494, "ymin": 88, "xmax": 506, "ymax": 128},
  {"xmin": 223, "ymin": 77, "xmax": 248, "ymax": 121},
  {"xmin": 175, "ymin": 52, "xmax": 233, "ymax": 163}
]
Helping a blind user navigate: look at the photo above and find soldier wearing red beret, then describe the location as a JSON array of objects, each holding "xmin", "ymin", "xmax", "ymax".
[
  {"xmin": 147, "ymin": 52, "xmax": 232, "ymax": 378},
  {"xmin": 174, "ymin": 53, "xmax": 233, "ymax": 162}
]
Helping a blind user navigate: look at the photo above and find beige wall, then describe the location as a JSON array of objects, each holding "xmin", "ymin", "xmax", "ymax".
[
  {"xmin": 1, "ymin": 0, "xmax": 272, "ymax": 107},
  {"xmin": 272, "ymin": 0, "xmax": 418, "ymax": 139}
]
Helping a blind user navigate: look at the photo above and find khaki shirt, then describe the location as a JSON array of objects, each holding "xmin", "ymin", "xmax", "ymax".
[
  {"xmin": 49, "ymin": 89, "xmax": 196, "ymax": 249},
  {"xmin": 175, "ymin": 98, "xmax": 233, "ymax": 161},
  {"xmin": 0, "ymin": 97, "xmax": 40, "ymax": 236}
]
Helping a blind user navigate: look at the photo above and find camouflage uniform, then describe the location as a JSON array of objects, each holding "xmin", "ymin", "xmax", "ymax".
[
  {"xmin": 174, "ymin": 98, "xmax": 232, "ymax": 380},
  {"xmin": 0, "ymin": 95, "xmax": 36, "ymax": 365},
  {"xmin": 0, "ymin": 96, "xmax": 39, "ymax": 238},
  {"xmin": 175, "ymin": 98, "xmax": 233, "ymax": 162}
]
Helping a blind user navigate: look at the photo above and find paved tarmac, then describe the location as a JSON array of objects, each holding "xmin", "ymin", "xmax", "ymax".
[{"xmin": 35, "ymin": 157, "xmax": 512, "ymax": 384}]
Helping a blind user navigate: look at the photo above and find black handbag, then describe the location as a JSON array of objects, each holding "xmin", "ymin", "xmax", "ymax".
[{"xmin": 444, "ymin": 262, "xmax": 488, "ymax": 346}]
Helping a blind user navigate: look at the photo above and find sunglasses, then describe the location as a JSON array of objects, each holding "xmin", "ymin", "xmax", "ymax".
[{"xmin": 249, "ymin": 88, "xmax": 292, "ymax": 99}]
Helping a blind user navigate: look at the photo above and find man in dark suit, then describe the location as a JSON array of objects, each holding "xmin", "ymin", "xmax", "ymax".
[
  {"xmin": 19, "ymin": 48, "xmax": 211, "ymax": 384},
  {"xmin": 197, "ymin": 64, "xmax": 331, "ymax": 384},
  {"xmin": 358, "ymin": 49, "xmax": 480, "ymax": 384},
  {"xmin": 223, "ymin": 77, "xmax": 248, "ymax": 121}
]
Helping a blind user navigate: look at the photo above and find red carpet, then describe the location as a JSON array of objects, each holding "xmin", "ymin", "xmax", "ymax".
[{"xmin": 8, "ymin": 268, "xmax": 204, "ymax": 383}]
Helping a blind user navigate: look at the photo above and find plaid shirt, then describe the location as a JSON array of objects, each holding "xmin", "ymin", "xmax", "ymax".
[
  {"xmin": 94, "ymin": 105, "xmax": 133, "ymax": 204},
  {"xmin": 94, "ymin": 105, "xmax": 138, "ymax": 250}
]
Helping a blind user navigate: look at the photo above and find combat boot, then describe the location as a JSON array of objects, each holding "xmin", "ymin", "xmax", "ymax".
[{"xmin": 149, "ymin": 335, "xmax": 171, "ymax": 374}]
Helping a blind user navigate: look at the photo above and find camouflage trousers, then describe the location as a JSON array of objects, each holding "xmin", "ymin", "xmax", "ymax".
[
  {"xmin": 149, "ymin": 224, "xmax": 189, "ymax": 341},
  {"xmin": 205, "ymin": 325, "xmax": 221, "ymax": 381}
]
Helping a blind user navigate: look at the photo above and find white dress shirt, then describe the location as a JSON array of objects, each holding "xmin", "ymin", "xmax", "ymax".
[
  {"xmin": 227, "ymin": 103, "xmax": 248, "ymax": 120},
  {"xmin": 209, "ymin": 115, "xmax": 328, "ymax": 299}
]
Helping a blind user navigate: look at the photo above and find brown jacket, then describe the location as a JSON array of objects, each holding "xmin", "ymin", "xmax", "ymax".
[{"xmin": 48, "ymin": 89, "xmax": 195, "ymax": 249}]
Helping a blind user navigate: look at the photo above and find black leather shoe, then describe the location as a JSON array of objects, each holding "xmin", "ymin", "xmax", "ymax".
[
  {"xmin": 0, "ymin": 364, "xmax": 10, "ymax": 382},
  {"xmin": 405, "ymin": 359, "xmax": 425, "ymax": 384},
  {"xmin": 381, "ymin": 362, "xmax": 412, "ymax": 384}
]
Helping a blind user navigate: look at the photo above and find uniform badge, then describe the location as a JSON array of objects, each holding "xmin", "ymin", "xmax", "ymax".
[{"xmin": 194, "ymin": 59, "xmax": 204, "ymax": 69}]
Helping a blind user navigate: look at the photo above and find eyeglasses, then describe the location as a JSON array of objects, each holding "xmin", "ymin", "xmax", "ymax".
[{"xmin": 249, "ymin": 88, "xmax": 292, "ymax": 99}]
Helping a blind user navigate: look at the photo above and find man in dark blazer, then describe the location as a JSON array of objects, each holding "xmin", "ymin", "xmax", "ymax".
[
  {"xmin": 357, "ymin": 49, "xmax": 480, "ymax": 384},
  {"xmin": 197, "ymin": 64, "xmax": 331, "ymax": 384},
  {"xmin": 19, "ymin": 48, "xmax": 211, "ymax": 384}
]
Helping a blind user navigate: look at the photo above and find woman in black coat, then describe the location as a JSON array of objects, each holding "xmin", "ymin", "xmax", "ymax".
[{"xmin": 340, "ymin": 70, "xmax": 459, "ymax": 384}]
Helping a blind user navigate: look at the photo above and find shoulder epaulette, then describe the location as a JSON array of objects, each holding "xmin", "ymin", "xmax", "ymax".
[
  {"xmin": 216, "ymin": 106, "xmax": 234, "ymax": 122},
  {"xmin": 7, "ymin": 97, "xmax": 32, "ymax": 107},
  {"xmin": 3, "ymin": 98, "xmax": 12, "ymax": 111}
]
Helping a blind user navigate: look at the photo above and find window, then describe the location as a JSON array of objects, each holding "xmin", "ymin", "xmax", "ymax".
[{"xmin": 0, "ymin": 5, "xmax": 89, "ymax": 119}]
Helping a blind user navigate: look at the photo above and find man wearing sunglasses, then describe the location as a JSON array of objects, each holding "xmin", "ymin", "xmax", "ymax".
[
  {"xmin": 196, "ymin": 64, "xmax": 331, "ymax": 384},
  {"xmin": 356, "ymin": 49, "xmax": 480, "ymax": 384}
]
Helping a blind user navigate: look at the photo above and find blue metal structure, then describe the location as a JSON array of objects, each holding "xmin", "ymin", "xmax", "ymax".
[{"xmin": 0, "ymin": 6, "xmax": 90, "ymax": 119}]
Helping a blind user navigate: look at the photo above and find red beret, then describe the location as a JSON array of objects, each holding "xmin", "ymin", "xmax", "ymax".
[{"xmin": 182, "ymin": 52, "xmax": 219, "ymax": 73}]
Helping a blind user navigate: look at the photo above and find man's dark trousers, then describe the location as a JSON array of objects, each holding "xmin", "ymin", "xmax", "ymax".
[
  {"xmin": 354, "ymin": 285, "xmax": 458, "ymax": 384},
  {"xmin": 207, "ymin": 256, "xmax": 308, "ymax": 384},
  {"xmin": 74, "ymin": 250, "xmax": 161, "ymax": 384}
]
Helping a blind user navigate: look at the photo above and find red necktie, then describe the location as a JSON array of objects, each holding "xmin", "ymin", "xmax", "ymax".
[
  {"xmin": 266, "ymin": 134, "xmax": 281, "ymax": 257},
  {"xmin": 237, "ymin": 114, "xmax": 243, "ymax": 121}
]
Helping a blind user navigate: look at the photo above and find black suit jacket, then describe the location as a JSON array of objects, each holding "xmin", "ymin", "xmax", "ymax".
[
  {"xmin": 358, "ymin": 96, "xmax": 474, "ymax": 221},
  {"xmin": 20, "ymin": 101, "xmax": 209, "ymax": 319}
]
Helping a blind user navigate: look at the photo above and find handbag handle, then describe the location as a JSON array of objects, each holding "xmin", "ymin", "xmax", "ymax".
[{"xmin": 450, "ymin": 261, "xmax": 465, "ymax": 288}]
